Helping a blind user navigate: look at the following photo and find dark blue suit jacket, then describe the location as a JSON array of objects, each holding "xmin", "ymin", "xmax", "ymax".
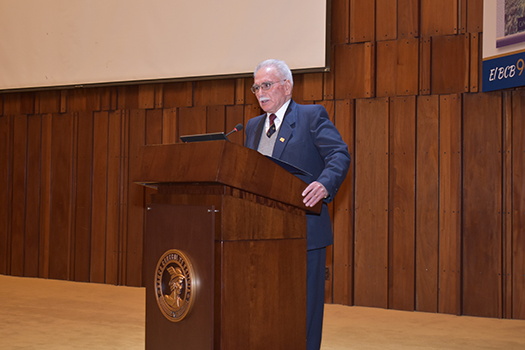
[{"xmin": 245, "ymin": 100, "xmax": 351, "ymax": 250}]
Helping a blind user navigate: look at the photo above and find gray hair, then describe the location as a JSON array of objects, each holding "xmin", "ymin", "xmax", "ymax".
[{"xmin": 254, "ymin": 59, "xmax": 294, "ymax": 87}]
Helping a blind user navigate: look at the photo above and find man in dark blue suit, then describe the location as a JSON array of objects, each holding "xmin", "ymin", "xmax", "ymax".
[{"xmin": 245, "ymin": 59, "xmax": 351, "ymax": 350}]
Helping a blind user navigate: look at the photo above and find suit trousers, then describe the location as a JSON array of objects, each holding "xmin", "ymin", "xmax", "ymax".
[{"xmin": 307, "ymin": 247, "xmax": 326, "ymax": 350}]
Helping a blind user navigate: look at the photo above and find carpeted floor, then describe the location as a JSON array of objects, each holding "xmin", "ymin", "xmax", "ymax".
[{"xmin": 1, "ymin": 274, "xmax": 524, "ymax": 349}]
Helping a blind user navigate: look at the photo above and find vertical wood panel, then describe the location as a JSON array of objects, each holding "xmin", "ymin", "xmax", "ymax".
[
  {"xmin": 48, "ymin": 113, "xmax": 74, "ymax": 280},
  {"xmin": 0, "ymin": 116, "xmax": 10, "ymax": 274},
  {"xmin": 3, "ymin": 92, "xmax": 35, "ymax": 116},
  {"xmin": 226, "ymin": 105, "xmax": 244, "ymax": 146},
  {"xmin": 146, "ymin": 109, "xmax": 163, "ymax": 145},
  {"xmin": 207, "ymin": 106, "xmax": 226, "ymax": 134},
  {"xmin": 105, "ymin": 111, "xmax": 122, "ymax": 285},
  {"xmin": 68, "ymin": 88, "xmax": 101, "ymax": 112},
  {"xmin": 421, "ymin": 0, "xmax": 458, "ymax": 37},
  {"xmin": 303, "ymin": 73, "xmax": 324, "ymax": 102},
  {"xmin": 466, "ymin": 0, "xmax": 483, "ymax": 33},
  {"xmin": 502, "ymin": 91, "xmax": 512, "ymax": 319},
  {"xmin": 163, "ymin": 82, "xmax": 193, "ymax": 108},
  {"xmin": 126, "ymin": 109, "xmax": 146, "ymax": 287},
  {"xmin": 419, "ymin": 37, "xmax": 432, "ymax": 95},
  {"xmin": 463, "ymin": 92, "xmax": 503, "ymax": 318},
  {"xmin": 179, "ymin": 106, "xmax": 207, "ymax": 137},
  {"xmin": 398, "ymin": 0, "xmax": 419, "ymax": 38},
  {"xmin": 162, "ymin": 108, "xmax": 178, "ymax": 144},
  {"xmin": 332, "ymin": 0, "xmax": 350, "ymax": 44},
  {"xmin": 376, "ymin": 40, "xmax": 397, "ymax": 97},
  {"xmin": 376, "ymin": 0, "xmax": 397, "ymax": 41},
  {"xmin": 354, "ymin": 98, "xmax": 389, "ymax": 308},
  {"xmin": 195, "ymin": 79, "xmax": 235, "ymax": 106},
  {"xmin": 73, "ymin": 111, "xmax": 93, "ymax": 282},
  {"xmin": 432, "ymin": 35, "xmax": 470, "ymax": 95},
  {"xmin": 377, "ymin": 38, "xmax": 419, "ymax": 97},
  {"xmin": 470, "ymin": 33, "xmax": 480, "ymax": 92},
  {"xmin": 335, "ymin": 43, "xmax": 375, "ymax": 100},
  {"xmin": 10, "ymin": 114, "xmax": 27, "ymax": 276},
  {"xmin": 388, "ymin": 96, "xmax": 416, "ymax": 311},
  {"xmin": 91, "ymin": 111, "xmax": 109, "ymax": 283},
  {"xmin": 416, "ymin": 95, "xmax": 439, "ymax": 312},
  {"xmin": 139, "ymin": 84, "xmax": 156, "ymax": 110},
  {"xmin": 512, "ymin": 91, "xmax": 525, "ymax": 319},
  {"xmin": 39, "ymin": 114, "xmax": 52, "ymax": 278},
  {"xmin": 439, "ymin": 94, "xmax": 462, "ymax": 315},
  {"xmin": 350, "ymin": 0, "xmax": 375, "ymax": 43},
  {"xmin": 333, "ymin": 99, "xmax": 354, "ymax": 305}
]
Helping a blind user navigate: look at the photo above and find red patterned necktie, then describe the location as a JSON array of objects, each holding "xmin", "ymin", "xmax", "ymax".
[{"xmin": 267, "ymin": 113, "xmax": 276, "ymax": 138}]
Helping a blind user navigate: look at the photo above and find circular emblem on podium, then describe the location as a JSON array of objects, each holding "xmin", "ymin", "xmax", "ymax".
[{"xmin": 154, "ymin": 249, "xmax": 196, "ymax": 322}]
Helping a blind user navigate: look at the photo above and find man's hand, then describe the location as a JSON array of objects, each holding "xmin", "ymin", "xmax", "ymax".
[{"xmin": 302, "ymin": 181, "xmax": 328, "ymax": 207}]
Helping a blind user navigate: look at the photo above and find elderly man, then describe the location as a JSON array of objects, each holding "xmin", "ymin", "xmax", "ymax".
[{"xmin": 245, "ymin": 59, "xmax": 351, "ymax": 350}]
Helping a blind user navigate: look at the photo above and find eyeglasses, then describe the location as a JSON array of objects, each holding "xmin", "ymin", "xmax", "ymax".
[{"xmin": 251, "ymin": 80, "xmax": 285, "ymax": 94}]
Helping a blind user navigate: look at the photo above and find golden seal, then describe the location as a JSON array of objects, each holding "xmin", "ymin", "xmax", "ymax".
[{"xmin": 154, "ymin": 249, "xmax": 196, "ymax": 322}]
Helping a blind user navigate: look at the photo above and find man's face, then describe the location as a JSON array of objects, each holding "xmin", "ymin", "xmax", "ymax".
[{"xmin": 253, "ymin": 66, "xmax": 292, "ymax": 114}]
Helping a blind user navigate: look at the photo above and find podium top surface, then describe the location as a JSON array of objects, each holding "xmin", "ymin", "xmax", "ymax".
[{"xmin": 135, "ymin": 140, "xmax": 321, "ymax": 213}]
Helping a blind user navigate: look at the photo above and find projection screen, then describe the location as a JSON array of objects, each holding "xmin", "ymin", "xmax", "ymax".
[{"xmin": 0, "ymin": 0, "xmax": 329, "ymax": 91}]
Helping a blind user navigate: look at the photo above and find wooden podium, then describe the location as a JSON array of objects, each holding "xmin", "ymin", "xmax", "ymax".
[{"xmin": 136, "ymin": 140, "xmax": 320, "ymax": 350}]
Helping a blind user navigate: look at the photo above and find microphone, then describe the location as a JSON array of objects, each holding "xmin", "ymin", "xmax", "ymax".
[{"xmin": 225, "ymin": 123, "xmax": 243, "ymax": 137}]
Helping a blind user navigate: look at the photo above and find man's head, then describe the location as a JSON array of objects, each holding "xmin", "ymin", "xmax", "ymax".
[{"xmin": 252, "ymin": 59, "xmax": 293, "ymax": 114}]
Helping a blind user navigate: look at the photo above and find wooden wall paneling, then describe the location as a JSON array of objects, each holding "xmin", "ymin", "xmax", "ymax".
[
  {"xmin": 332, "ymin": 0, "xmax": 350, "ymax": 44},
  {"xmin": 163, "ymin": 82, "xmax": 193, "ymax": 108},
  {"xmin": 292, "ymin": 74, "xmax": 305, "ymax": 104},
  {"xmin": 388, "ymin": 96, "xmax": 416, "ymax": 311},
  {"xmin": 244, "ymin": 77, "xmax": 259, "ymax": 106},
  {"xmin": 502, "ymin": 91, "xmax": 512, "ymax": 319},
  {"xmin": 438, "ymin": 94, "xmax": 462, "ymax": 315},
  {"xmin": 126, "ymin": 109, "xmax": 146, "ymax": 287},
  {"xmin": 376, "ymin": 0, "xmax": 397, "ymax": 41},
  {"xmin": 470, "ymin": 33, "xmax": 480, "ymax": 92},
  {"xmin": 105, "ymin": 111, "xmax": 123, "ymax": 285},
  {"xmin": 350, "ymin": 0, "xmax": 375, "ymax": 43},
  {"xmin": 91, "ymin": 111, "xmax": 109, "ymax": 283},
  {"xmin": 0, "ymin": 115, "xmax": 10, "ymax": 274},
  {"xmin": 118, "ymin": 86, "xmax": 141, "ymax": 111},
  {"xmin": 419, "ymin": 37, "xmax": 432, "ymax": 95},
  {"xmin": 244, "ymin": 104, "xmax": 262, "ymax": 127},
  {"xmin": 118, "ymin": 111, "xmax": 129, "ymax": 285},
  {"xmin": 207, "ymin": 106, "xmax": 226, "ymax": 134},
  {"xmin": 462, "ymin": 92, "xmax": 503, "ymax": 318},
  {"xmin": 235, "ymin": 78, "xmax": 245, "ymax": 105},
  {"xmin": 10, "ymin": 114, "xmax": 28, "ymax": 276},
  {"xmin": 179, "ymin": 106, "xmax": 207, "ymax": 137},
  {"xmin": 0, "ymin": 94, "xmax": 3, "ymax": 115},
  {"xmin": 138, "ymin": 84, "xmax": 156, "ymax": 110},
  {"xmin": 354, "ymin": 98, "xmax": 389, "ymax": 308},
  {"xmin": 72, "ymin": 111, "xmax": 93, "ymax": 282},
  {"xmin": 319, "ymin": 100, "xmax": 335, "ymax": 123},
  {"xmin": 398, "ymin": 0, "xmax": 419, "ymax": 38},
  {"xmin": 48, "ymin": 113, "xmax": 74, "ymax": 280},
  {"xmin": 460, "ymin": 0, "xmax": 468, "ymax": 34},
  {"xmin": 332, "ymin": 99, "xmax": 355, "ymax": 305},
  {"xmin": 226, "ymin": 105, "xmax": 245, "ymax": 146},
  {"xmin": 68, "ymin": 88, "xmax": 101, "ymax": 112},
  {"xmin": 420, "ymin": 0, "xmax": 458, "ymax": 37},
  {"xmin": 303, "ymin": 73, "xmax": 324, "ymax": 102},
  {"xmin": 39, "ymin": 114, "xmax": 52, "ymax": 278},
  {"xmin": 465, "ymin": 0, "xmax": 483, "ymax": 34},
  {"xmin": 3, "ymin": 92, "xmax": 35, "ymax": 116},
  {"xmin": 396, "ymin": 38, "xmax": 419, "ymax": 95},
  {"xmin": 431, "ymin": 35, "xmax": 470, "ymax": 95},
  {"xmin": 376, "ymin": 40, "xmax": 397, "ymax": 97},
  {"xmin": 146, "ymin": 109, "xmax": 163, "ymax": 145},
  {"xmin": 512, "ymin": 90, "xmax": 525, "ymax": 320},
  {"xmin": 415, "ymin": 95, "xmax": 439, "ymax": 312},
  {"xmin": 162, "ymin": 108, "xmax": 178, "ymax": 144},
  {"xmin": 324, "ymin": 47, "xmax": 336, "ymax": 100},
  {"xmin": 37, "ymin": 90, "xmax": 61, "ymax": 114},
  {"xmin": 155, "ymin": 84, "xmax": 164, "ymax": 109},
  {"xmin": 60, "ymin": 91, "xmax": 68, "ymax": 113},
  {"xmin": 335, "ymin": 43, "xmax": 375, "ymax": 100},
  {"xmin": 194, "ymin": 79, "xmax": 235, "ymax": 106},
  {"xmin": 99, "ymin": 87, "xmax": 117, "ymax": 112}
]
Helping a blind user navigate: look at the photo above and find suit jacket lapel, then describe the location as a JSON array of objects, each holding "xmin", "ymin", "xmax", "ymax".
[
  {"xmin": 272, "ymin": 100, "xmax": 296, "ymax": 159},
  {"xmin": 249, "ymin": 115, "xmax": 266, "ymax": 150}
]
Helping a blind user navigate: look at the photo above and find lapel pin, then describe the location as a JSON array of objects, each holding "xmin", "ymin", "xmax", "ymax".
[{"xmin": 280, "ymin": 137, "xmax": 285, "ymax": 142}]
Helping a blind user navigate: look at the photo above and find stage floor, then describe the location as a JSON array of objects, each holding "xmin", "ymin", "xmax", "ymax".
[{"xmin": 1, "ymin": 274, "xmax": 524, "ymax": 349}]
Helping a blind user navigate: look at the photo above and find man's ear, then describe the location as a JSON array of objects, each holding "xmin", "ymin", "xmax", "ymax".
[{"xmin": 284, "ymin": 79, "xmax": 293, "ymax": 95}]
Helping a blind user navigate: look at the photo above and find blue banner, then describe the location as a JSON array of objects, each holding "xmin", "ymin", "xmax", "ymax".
[{"xmin": 482, "ymin": 51, "xmax": 525, "ymax": 92}]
